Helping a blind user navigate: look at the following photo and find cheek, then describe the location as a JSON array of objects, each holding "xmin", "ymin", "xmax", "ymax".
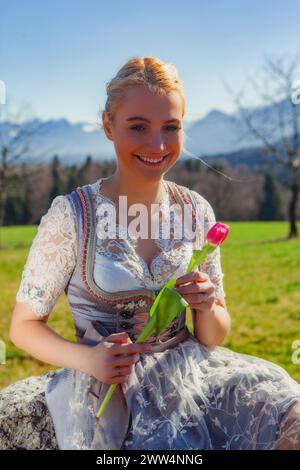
[
  {"xmin": 114, "ymin": 135, "xmax": 135, "ymax": 156},
  {"xmin": 123, "ymin": 130, "xmax": 144, "ymax": 144},
  {"xmin": 114, "ymin": 130, "xmax": 183, "ymax": 158},
  {"xmin": 166, "ymin": 132, "xmax": 182, "ymax": 145},
  {"xmin": 121, "ymin": 136, "xmax": 145, "ymax": 158},
  {"xmin": 168, "ymin": 135, "xmax": 184, "ymax": 158}
]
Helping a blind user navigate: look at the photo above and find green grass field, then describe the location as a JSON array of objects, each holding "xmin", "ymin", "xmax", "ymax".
[{"xmin": 1, "ymin": 222, "xmax": 300, "ymax": 388}]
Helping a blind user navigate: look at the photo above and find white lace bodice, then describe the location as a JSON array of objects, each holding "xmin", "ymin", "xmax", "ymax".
[{"xmin": 16, "ymin": 179, "xmax": 226, "ymax": 317}]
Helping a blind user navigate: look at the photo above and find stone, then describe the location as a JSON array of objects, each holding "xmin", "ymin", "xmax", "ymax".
[{"xmin": 0, "ymin": 371, "xmax": 58, "ymax": 450}]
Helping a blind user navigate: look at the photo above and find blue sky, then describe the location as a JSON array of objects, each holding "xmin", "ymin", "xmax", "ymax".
[{"xmin": 0, "ymin": 0, "xmax": 299, "ymax": 124}]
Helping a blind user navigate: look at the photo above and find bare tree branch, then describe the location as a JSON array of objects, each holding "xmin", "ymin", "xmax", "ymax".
[{"xmin": 224, "ymin": 54, "xmax": 300, "ymax": 238}]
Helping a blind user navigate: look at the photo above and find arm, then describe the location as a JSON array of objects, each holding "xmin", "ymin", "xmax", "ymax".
[
  {"xmin": 190, "ymin": 192, "xmax": 231, "ymax": 347},
  {"xmin": 9, "ymin": 301, "xmax": 92, "ymax": 374},
  {"xmin": 9, "ymin": 302, "xmax": 153, "ymax": 383},
  {"xmin": 191, "ymin": 295, "xmax": 231, "ymax": 347},
  {"xmin": 9, "ymin": 195, "xmax": 91, "ymax": 374}
]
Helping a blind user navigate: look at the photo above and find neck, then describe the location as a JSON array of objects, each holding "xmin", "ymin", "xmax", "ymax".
[{"xmin": 101, "ymin": 170, "xmax": 168, "ymax": 209}]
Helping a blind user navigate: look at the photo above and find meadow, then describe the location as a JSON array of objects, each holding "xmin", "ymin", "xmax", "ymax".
[{"xmin": 1, "ymin": 221, "xmax": 300, "ymax": 388}]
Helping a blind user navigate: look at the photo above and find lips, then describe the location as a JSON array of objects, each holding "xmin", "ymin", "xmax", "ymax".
[{"xmin": 133, "ymin": 153, "xmax": 169, "ymax": 164}]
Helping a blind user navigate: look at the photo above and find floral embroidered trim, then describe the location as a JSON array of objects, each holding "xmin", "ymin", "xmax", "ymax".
[
  {"xmin": 76, "ymin": 185, "xmax": 156, "ymax": 308},
  {"xmin": 73, "ymin": 180, "xmax": 205, "ymax": 309},
  {"xmin": 167, "ymin": 181, "xmax": 202, "ymax": 245}
]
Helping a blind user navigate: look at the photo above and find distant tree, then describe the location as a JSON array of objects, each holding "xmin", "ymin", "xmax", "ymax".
[
  {"xmin": 183, "ymin": 158, "xmax": 203, "ymax": 172},
  {"xmin": 183, "ymin": 159, "xmax": 193, "ymax": 172},
  {"xmin": 21, "ymin": 179, "xmax": 32, "ymax": 224},
  {"xmin": 3, "ymin": 171, "xmax": 31, "ymax": 225},
  {"xmin": 66, "ymin": 164, "xmax": 79, "ymax": 193},
  {"xmin": 4, "ymin": 197, "xmax": 23, "ymax": 225},
  {"xmin": 258, "ymin": 172, "xmax": 283, "ymax": 220},
  {"xmin": 50, "ymin": 155, "xmax": 65, "ymax": 201},
  {"xmin": 83, "ymin": 154, "xmax": 92, "ymax": 167},
  {"xmin": 78, "ymin": 155, "xmax": 93, "ymax": 186},
  {"xmin": 0, "ymin": 101, "xmax": 50, "ymax": 226},
  {"xmin": 225, "ymin": 53, "xmax": 300, "ymax": 238}
]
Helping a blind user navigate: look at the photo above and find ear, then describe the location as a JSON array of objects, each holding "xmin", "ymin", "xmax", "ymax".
[{"xmin": 102, "ymin": 111, "xmax": 114, "ymax": 142}]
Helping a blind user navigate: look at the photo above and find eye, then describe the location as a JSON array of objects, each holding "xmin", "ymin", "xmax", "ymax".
[
  {"xmin": 130, "ymin": 125, "xmax": 146, "ymax": 132},
  {"xmin": 166, "ymin": 126, "xmax": 181, "ymax": 131},
  {"xmin": 130, "ymin": 125, "xmax": 181, "ymax": 132}
]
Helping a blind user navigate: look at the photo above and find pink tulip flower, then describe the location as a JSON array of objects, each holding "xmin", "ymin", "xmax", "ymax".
[{"xmin": 207, "ymin": 222, "xmax": 230, "ymax": 247}]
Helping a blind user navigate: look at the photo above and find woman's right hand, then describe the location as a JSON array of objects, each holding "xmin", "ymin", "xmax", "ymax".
[{"xmin": 85, "ymin": 332, "xmax": 153, "ymax": 384}]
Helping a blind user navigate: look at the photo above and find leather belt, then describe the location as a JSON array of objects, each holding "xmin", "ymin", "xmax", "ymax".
[
  {"xmin": 79, "ymin": 319, "xmax": 191, "ymax": 352},
  {"xmin": 147, "ymin": 325, "xmax": 190, "ymax": 352}
]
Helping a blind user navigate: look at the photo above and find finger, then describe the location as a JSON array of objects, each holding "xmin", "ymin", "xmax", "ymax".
[
  {"xmin": 113, "ymin": 365, "xmax": 133, "ymax": 376},
  {"xmin": 110, "ymin": 366, "xmax": 132, "ymax": 380},
  {"xmin": 189, "ymin": 295, "xmax": 215, "ymax": 308},
  {"xmin": 106, "ymin": 375, "xmax": 129, "ymax": 384},
  {"xmin": 175, "ymin": 271, "xmax": 209, "ymax": 286},
  {"xmin": 105, "ymin": 332, "xmax": 132, "ymax": 344},
  {"xmin": 110, "ymin": 343, "xmax": 152, "ymax": 356},
  {"xmin": 111, "ymin": 353, "xmax": 140, "ymax": 367},
  {"xmin": 175, "ymin": 281, "xmax": 214, "ymax": 295},
  {"xmin": 180, "ymin": 293, "xmax": 215, "ymax": 305}
]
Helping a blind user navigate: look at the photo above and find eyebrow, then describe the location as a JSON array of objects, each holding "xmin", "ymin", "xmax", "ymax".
[{"xmin": 126, "ymin": 116, "xmax": 181, "ymax": 124}]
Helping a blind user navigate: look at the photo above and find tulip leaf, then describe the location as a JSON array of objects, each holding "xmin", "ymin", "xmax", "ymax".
[
  {"xmin": 148, "ymin": 277, "xmax": 177, "ymax": 320},
  {"xmin": 155, "ymin": 287, "xmax": 188, "ymax": 338},
  {"xmin": 186, "ymin": 248, "xmax": 205, "ymax": 273}
]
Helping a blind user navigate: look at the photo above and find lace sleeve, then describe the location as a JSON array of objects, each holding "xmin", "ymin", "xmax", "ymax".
[
  {"xmin": 16, "ymin": 195, "xmax": 77, "ymax": 318},
  {"xmin": 190, "ymin": 190, "xmax": 226, "ymax": 299}
]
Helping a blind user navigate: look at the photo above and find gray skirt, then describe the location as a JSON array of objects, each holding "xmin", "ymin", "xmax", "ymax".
[{"xmin": 45, "ymin": 322, "xmax": 300, "ymax": 450}]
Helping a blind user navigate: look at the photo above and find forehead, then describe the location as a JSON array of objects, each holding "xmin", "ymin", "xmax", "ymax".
[{"xmin": 116, "ymin": 86, "xmax": 183, "ymax": 122}]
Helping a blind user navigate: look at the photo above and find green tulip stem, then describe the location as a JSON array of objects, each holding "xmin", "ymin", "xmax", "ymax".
[
  {"xmin": 96, "ymin": 384, "xmax": 117, "ymax": 419},
  {"xmin": 96, "ymin": 244, "xmax": 217, "ymax": 419}
]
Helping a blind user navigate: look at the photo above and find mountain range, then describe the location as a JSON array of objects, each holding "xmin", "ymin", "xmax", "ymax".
[{"xmin": 1, "ymin": 98, "xmax": 299, "ymax": 165}]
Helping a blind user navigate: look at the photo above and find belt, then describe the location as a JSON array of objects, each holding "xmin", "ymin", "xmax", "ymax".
[
  {"xmin": 80, "ymin": 319, "xmax": 190, "ymax": 352},
  {"xmin": 147, "ymin": 325, "xmax": 190, "ymax": 352}
]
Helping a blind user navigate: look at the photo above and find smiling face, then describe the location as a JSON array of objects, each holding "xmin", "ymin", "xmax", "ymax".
[{"xmin": 102, "ymin": 86, "xmax": 184, "ymax": 182}]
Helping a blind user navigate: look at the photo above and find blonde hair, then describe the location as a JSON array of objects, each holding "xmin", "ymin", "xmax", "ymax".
[{"xmin": 100, "ymin": 56, "xmax": 185, "ymax": 127}]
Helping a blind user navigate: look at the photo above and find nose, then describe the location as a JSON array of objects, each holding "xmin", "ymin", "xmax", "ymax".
[{"xmin": 146, "ymin": 135, "xmax": 167, "ymax": 154}]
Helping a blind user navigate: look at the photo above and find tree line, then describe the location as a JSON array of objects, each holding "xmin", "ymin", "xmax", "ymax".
[{"xmin": 2, "ymin": 154, "xmax": 289, "ymax": 227}]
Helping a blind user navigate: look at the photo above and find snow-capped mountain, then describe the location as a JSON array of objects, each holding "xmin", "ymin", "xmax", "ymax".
[
  {"xmin": 0, "ymin": 118, "xmax": 114, "ymax": 164},
  {"xmin": 184, "ymin": 99, "xmax": 300, "ymax": 157},
  {"xmin": 1, "ymin": 98, "xmax": 299, "ymax": 164}
]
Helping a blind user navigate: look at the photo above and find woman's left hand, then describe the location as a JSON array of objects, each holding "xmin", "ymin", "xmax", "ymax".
[{"xmin": 174, "ymin": 269, "xmax": 216, "ymax": 314}]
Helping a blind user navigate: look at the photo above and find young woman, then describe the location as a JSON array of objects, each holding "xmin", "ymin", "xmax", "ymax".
[{"xmin": 10, "ymin": 56, "xmax": 300, "ymax": 450}]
